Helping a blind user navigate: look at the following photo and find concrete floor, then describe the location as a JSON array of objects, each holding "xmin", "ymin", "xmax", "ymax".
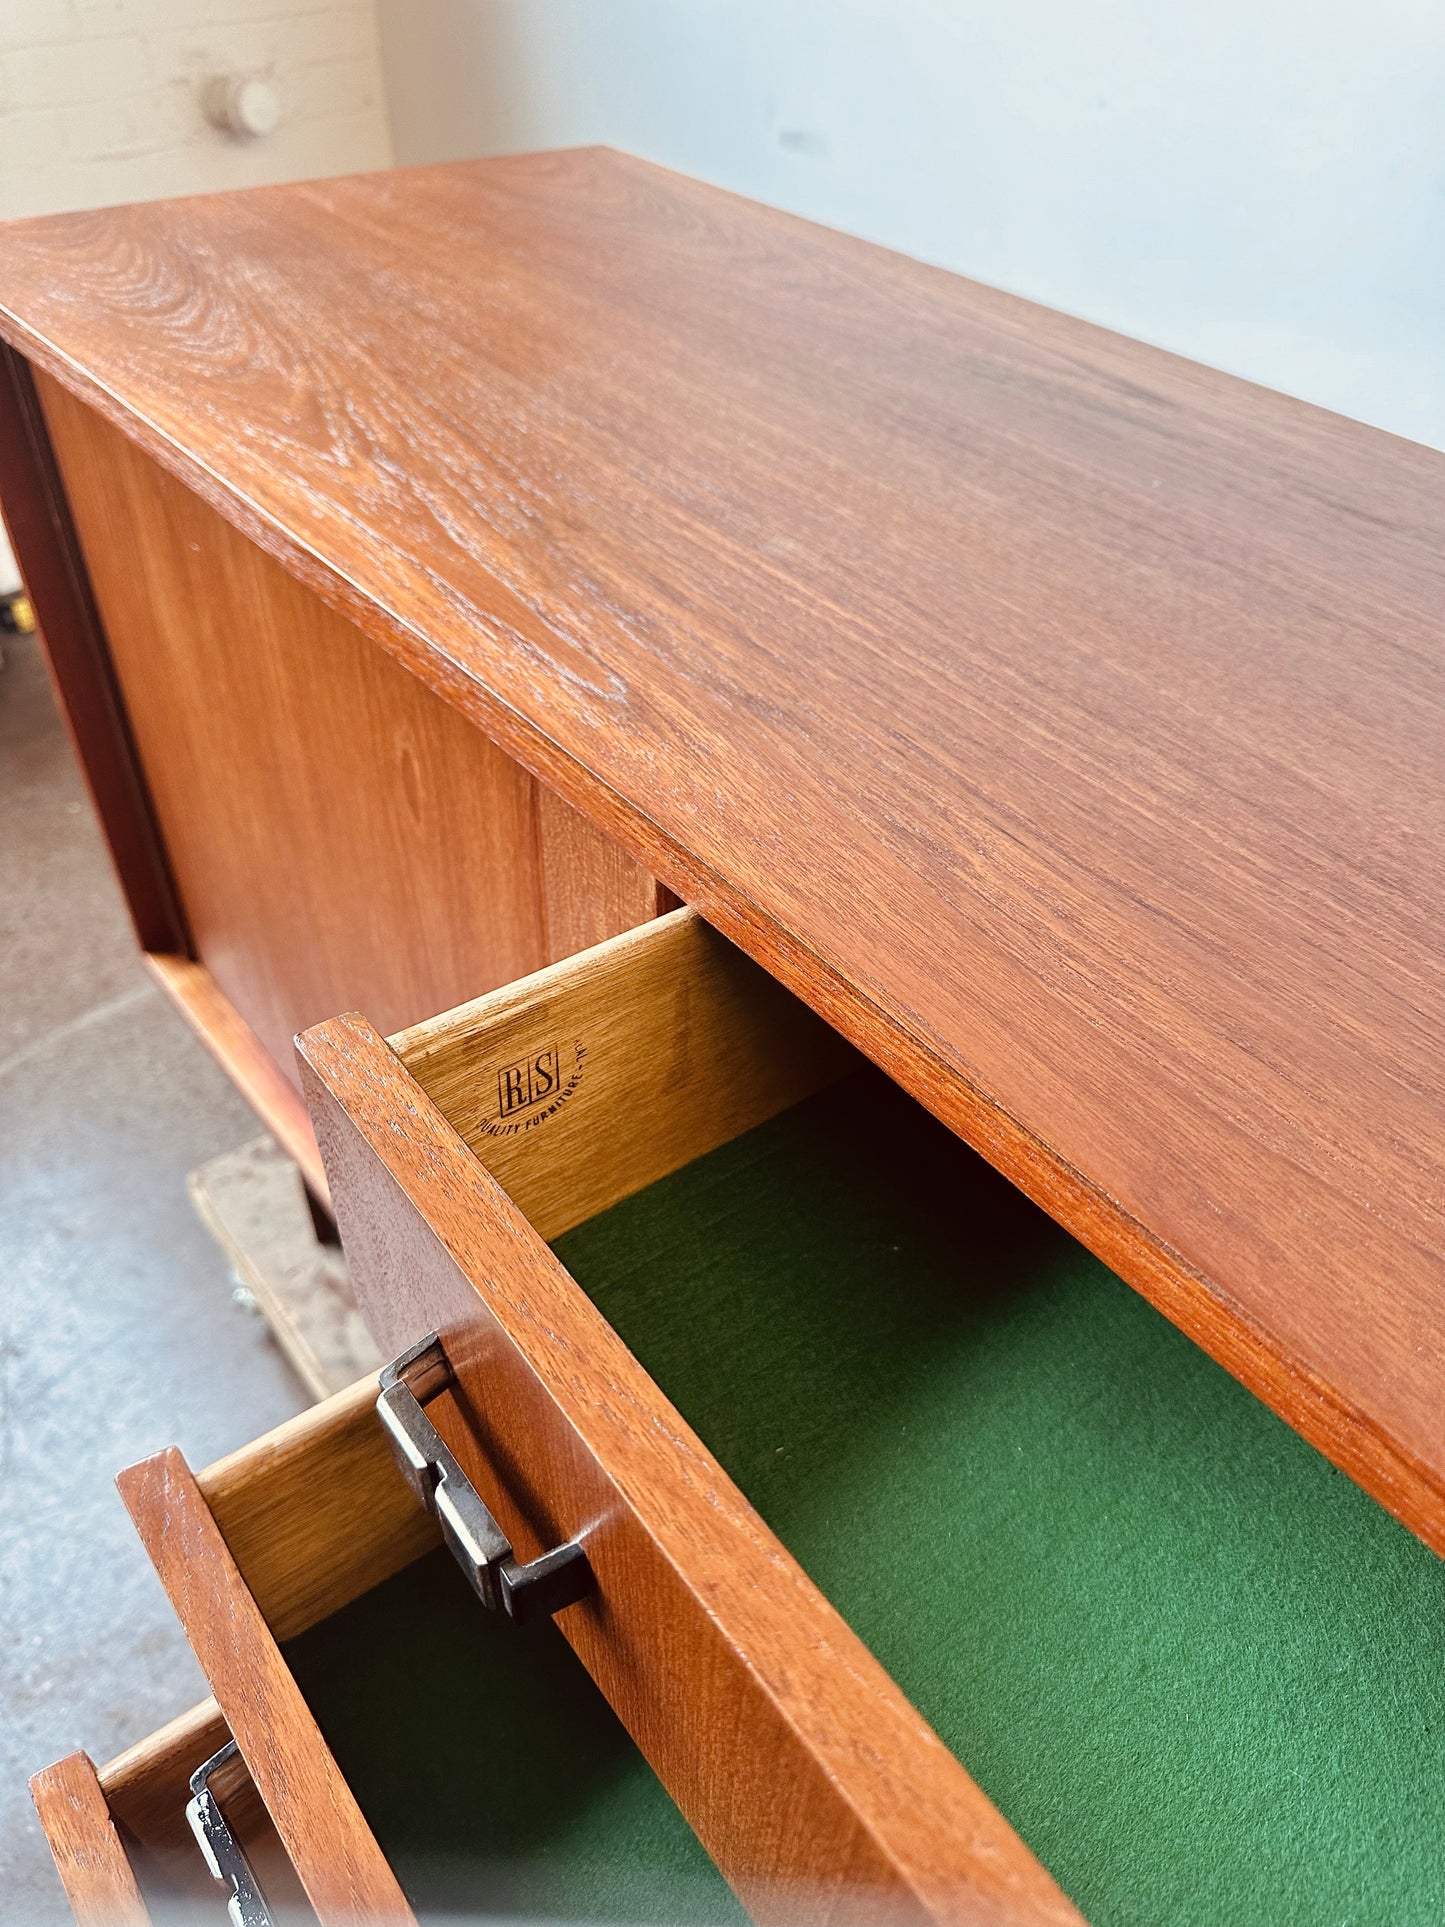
[{"xmin": 0, "ymin": 635, "xmax": 307, "ymax": 1917}]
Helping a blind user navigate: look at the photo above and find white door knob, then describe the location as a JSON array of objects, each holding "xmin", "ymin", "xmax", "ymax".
[{"xmin": 205, "ymin": 75, "xmax": 281, "ymax": 140}]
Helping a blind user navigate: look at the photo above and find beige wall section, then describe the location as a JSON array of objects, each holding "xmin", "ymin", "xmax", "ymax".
[
  {"xmin": 0, "ymin": 0, "xmax": 391, "ymax": 222},
  {"xmin": 375, "ymin": 0, "xmax": 1444, "ymax": 451},
  {"xmin": 37, "ymin": 371, "xmax": 664, "ymax": 1089}
]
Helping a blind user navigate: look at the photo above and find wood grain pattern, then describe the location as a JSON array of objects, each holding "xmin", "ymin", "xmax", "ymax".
[
  {"xmin": 36, "ymin": 1701, "xmax": 283, "ymax": 1921},
  {"xmin": 74, "ymin": 1699, "xmax": 337, "ymax": 1920},
  {"xmin": 116, "ymin": 1705, "xmax": 312, "ymax": 1922},
  {"xmin": 299, "ymin": 1011, "xmax": 1082, "ymax": 1927},
  {"xmin": 36, "ymin": 369, "xmax": 665, "ymax": 1102},
  {"xmin": 31, "ymin": 1753, "xmax": 150, "ymax": 1927},
  {"xmin": 390, "ymin": 906, "xmax": 856, "ymax": 1241},
  {"xmin": 145, "ymin": 953, "xmax": 329, "ymax": 1205},
  {"xmin": 537, "ymin": 782, "xmax": 674, "ymax": 961},
  {"xmin": 0, "ymin": 344, "xmax": 186, "ymax": 955},
  {"xmin": 117, "ymin": 1447, "xmax": 415, "ymax": 1927},
  {"xmin": 197, "ymin": 1371, "xmax": 438, "ymax": 1641},
  {"xmin": 98, "ymin": 1699, "xmax": 230, "ymax": 1857},
  {"xmin": 1, "ymin": 153, "xmax": 1441, "ymax": 1545}
]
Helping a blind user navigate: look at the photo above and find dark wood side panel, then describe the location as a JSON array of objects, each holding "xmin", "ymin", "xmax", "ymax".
[
  {"xmin": 31, "ymin": 1752, "xmax": 150, "ymax": 1927},
  {"xmin": 37, "ymin": 370, "xmax": 666, "ymax": 1095},
  {"xmin": 0, "ymin": 344, "xmax": 186, "ymax": 955},
  {"xmin": 299, "ymin": 1011, "xmax": 1083, "ymax": 1927}
]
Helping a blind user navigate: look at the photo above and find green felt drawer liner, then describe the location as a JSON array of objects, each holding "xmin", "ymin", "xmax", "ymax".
[
  {"xmin": 552, "ymin": 1067, "xmax": 1445, "ymax": 1927},
  {"xmin": 283, "ymin": 1548, "xmax": 743, "ymax": 1923}
]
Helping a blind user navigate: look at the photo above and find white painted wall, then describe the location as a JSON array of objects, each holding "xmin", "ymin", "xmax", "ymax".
[
  {"xmin": 0, "ymin": 0, "xmax": 392, "ymax": 223},
  {"xmin": 378, "ymin": 0, "xmax": 1445, "ymax": 451},
  {"xmin": 0, "ymin": 0, "xmax": 393, "ymax": 589}
]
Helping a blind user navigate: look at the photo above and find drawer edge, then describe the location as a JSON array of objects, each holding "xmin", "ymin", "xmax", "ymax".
[
  {"xmin": 117, "ymin": 1445, "xmax": 414, "ymax": 1927},
  {"xmin": 32, "ymin": 1753, "xmax": 150, "ymax": 1927},
  {"xmin": 301, "ymin": 1008, "xmax": 1085, "ymax": 1927}
]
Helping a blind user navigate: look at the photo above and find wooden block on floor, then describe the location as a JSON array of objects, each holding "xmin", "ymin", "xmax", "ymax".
[{"xmin": 189, "ymin": 1136, "xmax": 382, "ymax": 1400}]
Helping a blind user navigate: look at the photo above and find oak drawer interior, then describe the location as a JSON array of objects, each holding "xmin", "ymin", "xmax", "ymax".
[{"xmin": 382, "ymin": 913, "xmax": 1445, "ymax": 1927}]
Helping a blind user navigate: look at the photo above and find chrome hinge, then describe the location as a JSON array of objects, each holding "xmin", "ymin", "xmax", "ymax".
[
  {"xmin": 377, "ymin": 1332, "xmax": 593, "ymax": 1624},
  {"xmin": 185, "ymin": 1741, "xmax": 273, "ymax": 1927}
]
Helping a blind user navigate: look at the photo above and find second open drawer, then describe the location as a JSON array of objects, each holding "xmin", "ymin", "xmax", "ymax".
[
  {"xmin": 32, "ymin": 1697, "xmax": 303, "ymax": 1927},
  {"xmin": 118, "ymin": 1373, "xmax": 754, "ymax": 1927},
  {"xmin": 292, "ymin": 907, "xmax": 1445, "ymax": 1927}
]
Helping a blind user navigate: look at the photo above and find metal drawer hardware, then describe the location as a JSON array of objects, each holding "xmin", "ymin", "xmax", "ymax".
[
  {"xmin": 377, "ymin": 1332, "xmax": 594, "ymax": 1624},
  {"xmin": 185, "ymin": 1740, "xmax": 274, "ymax": 1927}
]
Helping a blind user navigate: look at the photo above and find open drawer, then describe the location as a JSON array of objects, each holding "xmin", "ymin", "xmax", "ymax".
[
  {"xmin": 116, "ymin": 1373, "xmax": 749, "ymax": 1927},
  {"xmin": 289, "ymin": 906, "xmax": 1445, "ymax": 1927},
  {"xmin": 32, "ymin": 1697, "xmax": 304, "ymax": 1925}
]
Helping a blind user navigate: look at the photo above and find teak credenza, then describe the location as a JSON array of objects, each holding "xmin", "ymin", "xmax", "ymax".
[{"xmin": 6, "ymin": 149, "xmax": 1443, "ymax": 1926}]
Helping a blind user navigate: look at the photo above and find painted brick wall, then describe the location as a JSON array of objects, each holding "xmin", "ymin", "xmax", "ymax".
[{"xmin": 0, "ymin": 0, "xmax": 393, "ymax": 224}]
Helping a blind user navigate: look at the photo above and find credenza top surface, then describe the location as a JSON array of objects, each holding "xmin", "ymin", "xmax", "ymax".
[{"xmin": 1, "ymin": 148, "xmax": 1442, "ymax": 1532}]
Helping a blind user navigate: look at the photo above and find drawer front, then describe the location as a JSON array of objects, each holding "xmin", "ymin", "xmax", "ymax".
[
  {"xmin": 114, "ymin": 1373, "xmax": 754, "ymax": 1927},
  {"xmin": 297, "ymin": 910, "xmax": 1080, "ymax": 1927},
  {"xmin": 118, "ymin": 1381, "xmax": 425, "ymax": 1927},
  {"xmin": 33, "ymin": 1699, "xmax": 287, "ymax": 1927},
  {"xmin": 32, "ymin": 1753, "xmax": 149, "ymax": 1927}
]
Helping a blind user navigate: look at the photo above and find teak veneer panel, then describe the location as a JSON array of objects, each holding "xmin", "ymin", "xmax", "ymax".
[
  {"xmin": 298, "ymin": 1011, "xmax": 1081, "ymax": 1927},
  {"xmin": 1, "ymin": 152, "xmax": 1442, "ymax": 1545},
  {"xmin": 33, "ymin": 368, "xmax": 665, "ymax": 1094}
]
